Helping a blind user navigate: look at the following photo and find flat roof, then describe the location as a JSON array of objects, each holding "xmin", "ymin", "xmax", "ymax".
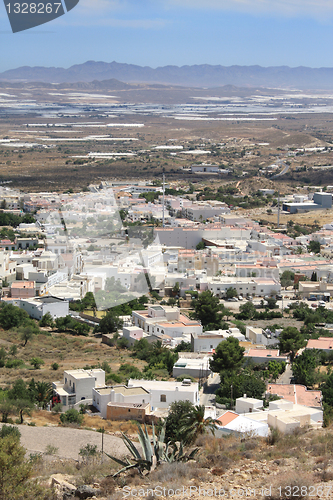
[
  {"xmin": 11, "ymin": 281, "xmax": 35, "ymax": 288},
  {"xmin": 107, "ymin": 402, "xmax": 150, "ymax": 409},
  {"xmin": 111, "ymin": 386, "xmax": 149, "ymax": 396},
  {"xmin": 128, "ymin": 379, "xmax": 198, "ymax": 392},
  {"xmin": 307, "ymin": 337, "xmax": 333, "ymax": 350},
  {"xmin": 266, "ymin": 384, "xmax": 322, "ymax": 408}
]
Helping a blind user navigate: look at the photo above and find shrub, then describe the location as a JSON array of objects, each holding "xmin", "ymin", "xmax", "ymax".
[
  {"xmin": 45, "ymin": 444, "xmax": 58, "ymax": 455},
  {"xmin": 106, "ymin": 373, "xmax": 122, "ymax": 384},
  {"xmin": 60, "ymin": 409, "xmax": 84, "ymax": 426},
  {"xmin": 79, "ymin": 443, "xmax": 99, "ymax": 461},
  {"xmin": 51, "ymin": 403, "xmax": 63, "ymax": 414},
  {"xmin": 30, "ymin": 358, "xmax": 45, "ymax": 370},
  {"xmin": 0, "ymin": 425, "xmax": 21, "ymax": 440},
  {"xmin": 5, "ymin": 359, "xmax": 24, "ymax": 369},
  {"xmin": 51, "ymin": 362, "xmax": 59, "ymax": 371}
]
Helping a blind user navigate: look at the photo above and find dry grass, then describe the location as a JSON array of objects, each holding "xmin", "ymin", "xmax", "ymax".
[
  {"xmin": 0, "ymin": 327, "xmax": 147, "ymax": 388},
  {"xmin": 267, "ymin": 470, "xmax": 315, "ymax": 500}
]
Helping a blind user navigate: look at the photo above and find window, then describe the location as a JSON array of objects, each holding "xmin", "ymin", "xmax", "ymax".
[{"xmin": 160, "ymin": 394, "xmax": 166, "ymax": 403}]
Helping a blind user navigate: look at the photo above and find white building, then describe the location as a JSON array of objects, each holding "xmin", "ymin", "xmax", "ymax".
[
  {"xmin": 172, "ymin": 355, "xmax": 212, "ymax": 378},
  {"xmin": 93, "ymin": 385, "xmax": 150, "ymax": 419},
  {"xmin": 235, "ymin": 396, "xmax": 264, "ymax": 414},
  {"xmin": 128, "ymin": 379, "xmax": 199, "ymax": 411},
  {"xmin": 206, "ymin": 277, "xmax": 281, "ymax": 297},
  {"xmin": 132, "ymin": 305, "xmax": 202, "ymax": 339},
  {"xmin": 15, "ymin": 296, "xmax": 69, "ymax": 320},
  {"xmin": 216, "ymin": 411, "xmax": 269, "ymax": 437},
  {"xmin": 191, "ymin": 328, "xmax": 245, "ymax": 353},
  {"xmin": 245, "ymin": 399, "xmax": 323, "ymax": 434},
  {"xmin": 53, "ymin": 369, "xmax": 105, "ymax": 410}
]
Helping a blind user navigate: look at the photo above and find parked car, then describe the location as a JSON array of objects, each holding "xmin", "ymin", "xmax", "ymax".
[{"xmin": 318, "ymin": 301, "xmax": 326, "ymax": 307}]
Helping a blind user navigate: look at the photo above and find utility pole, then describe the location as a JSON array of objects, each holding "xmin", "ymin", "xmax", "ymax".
[{"xmin": 162, "ymin": 172, "xmax": 165, "ymax": 228}]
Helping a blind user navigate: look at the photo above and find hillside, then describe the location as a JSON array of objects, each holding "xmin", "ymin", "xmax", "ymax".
[{"xmin": 3, "ymin": 61, "xmax": 333, "ymax": 88}]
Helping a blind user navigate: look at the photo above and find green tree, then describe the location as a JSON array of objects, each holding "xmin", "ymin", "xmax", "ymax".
[
  {"xmin": 96, "ymin": 310, "xmax": 123, "ymax": 335},
  {"xmin": 39, "ymin": 312, "xmax": 54, "ymax": 328},
  {"xmin": 19, "ymin": 323, "xmax": 39, "ymax": 347},
  {"xmin": 179, "ymin": 404, "xmax": 218, "ymax": 445},
  {"xmin": 210, "ymin": 337, "xmax": 245, "ymax": 373},
  {"xmin": 308, "ymin": 241, "xmax": 321, "ymax": 254},
  {"xmin": 216, "ymin": 371, "xmax": 265, "ymax": 404},
  {"xmin": 14, "ymin": 400, "xmax": 34, "ymax": 424},
  {"xmin": 191, "ymin": 290, "xmax": 223, "ymax": 328},
  {"xmin": 0, "ymin": 304, "xmax": 30, "ymax": 330},
  {"xmin": 237, "ymin": 301, "xmax": 257, "ymax": 320},
  {"xmin": 226, "ymin": 287, "xmax": 238, "ymax": 299},
  {"xmin": 265, "ymin": 297, "xmax": 277, "ymax": 309},
  {"xmin": 81, "ymin": 291, "xmax": 97, "ymax": 310},
  {"xmin": 30, "ymin": 358, "xmax": 44, "ymax": 370},
  {"xmin": 165, "ymin": 400, "xmax": 194, "ymax": 443},
  {"xmin": 279, "ymin": 327, "xmax": 306, "ymax": 361},
  {"xmin": 311, "ymin": 271, "xmax": 318, "ymax": 282},
  {"xmin": 292, "ymin": 349, "xmax": 318, "ymax": 387},
  {"xmin": 60, "ymin": 408, "xmax": 84, "ymax": 426},
  {"xmin": 34, "ymin": 381, "xmax": 52, "ymax": 409},
  {"xmin": 0, "ymin": 401, "xmax": 13, "ymax": 423},
  {"xmin": 7, "ymin": 379, "xmax": 27, "ymax": 401},
  {"xmin": 0, "ymin": 435, "xmax": 46, "ymax": 500},
  {"xmin": 195, "ymin": 241, "xmax": 205, "ymax": 250},
  {"xmin": 267, "ymin": 360, "xmax": 286, "ymax": 382},
  {"xmin": 280, "ymin": 270, "xmax": 295, "ymax": 289},
  {"xmin": 322, "ymin": 372, "xmax": 333, "ymax": 407},
  {"xmin": 174, "ymin": 341, "xmax": 192, "ymax": 352},
  {"xmin": 0, "ymin": 425, "xmax": 20, "ymax": 440}
]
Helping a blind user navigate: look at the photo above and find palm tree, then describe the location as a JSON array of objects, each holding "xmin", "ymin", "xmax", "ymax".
[
  {"xmin": 179, "ymin": 404, "xmax": 218, "ymax": 445},
  {"xmin": 35, "ymin": 381, "xmax": 52, "ymax": 409}
]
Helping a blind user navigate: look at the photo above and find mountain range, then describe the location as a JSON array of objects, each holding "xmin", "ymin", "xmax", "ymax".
[{"xmin": 1, "ymin": 61, "xmax": 333, "ymax": 89}]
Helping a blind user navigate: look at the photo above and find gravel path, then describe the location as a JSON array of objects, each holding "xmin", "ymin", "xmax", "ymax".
[{"xmin": 6, "ymin": 425, "xmax": 128, "ymax": 461}]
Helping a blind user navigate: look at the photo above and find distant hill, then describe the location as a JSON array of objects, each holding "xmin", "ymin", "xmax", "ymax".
[{"xmin": 2, "ymin": 61, "xmax": 333, "ymax": 89}]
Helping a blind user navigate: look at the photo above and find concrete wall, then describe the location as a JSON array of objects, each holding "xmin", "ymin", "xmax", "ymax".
[{"xmin": 106, "ymin": 404, "xmax": 149, "ymax": 423}]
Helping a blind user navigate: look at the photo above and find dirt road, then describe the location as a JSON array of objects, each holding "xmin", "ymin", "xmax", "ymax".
[{"xmin": 5, "ymin": 425, "xmax": 128, "ymax": 461}]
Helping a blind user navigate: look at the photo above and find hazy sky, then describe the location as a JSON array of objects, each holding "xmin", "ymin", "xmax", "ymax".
[{"xmin": 1, "ymin": 0, "xmax": 333, "ymax": 71}]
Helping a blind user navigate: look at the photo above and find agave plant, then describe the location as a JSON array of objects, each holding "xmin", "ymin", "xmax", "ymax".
[{"xmin": 105, "ymin": 421, "xmax": 199, "ymax": 477}]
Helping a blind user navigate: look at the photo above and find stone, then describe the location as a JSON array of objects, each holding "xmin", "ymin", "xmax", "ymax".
[{"xmin": 75, "ymin": 485, "xmax": 101, "ymax": 499}]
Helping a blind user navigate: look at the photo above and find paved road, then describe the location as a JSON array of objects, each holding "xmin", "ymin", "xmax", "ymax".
[
  {"xmin": 200, "ymin": 373, "xmax": 220, "ymax": 407},
  {"xmin": 276, "ymin": 363, "xmax": 293, "ymax": 385}
]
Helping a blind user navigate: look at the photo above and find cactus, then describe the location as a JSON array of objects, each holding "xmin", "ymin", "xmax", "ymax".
[{"xmin": 105, "ymin": 421, "xmax": 199, "ymax": 477}]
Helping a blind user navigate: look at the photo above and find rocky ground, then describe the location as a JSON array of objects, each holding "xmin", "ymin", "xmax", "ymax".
[{"xmin": 36, "ymin": 427, "xmax": 333, "ymax": 500}]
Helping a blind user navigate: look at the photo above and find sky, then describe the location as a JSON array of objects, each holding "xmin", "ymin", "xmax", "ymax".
[{"xmin": 1, "ymin": 0, "xmax": 333, "ymax": 72}]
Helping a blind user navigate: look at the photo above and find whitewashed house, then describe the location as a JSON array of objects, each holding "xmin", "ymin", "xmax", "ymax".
[{"xmin": 53, "ymin": 369, "xmax": 105, "ymax": 410}]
